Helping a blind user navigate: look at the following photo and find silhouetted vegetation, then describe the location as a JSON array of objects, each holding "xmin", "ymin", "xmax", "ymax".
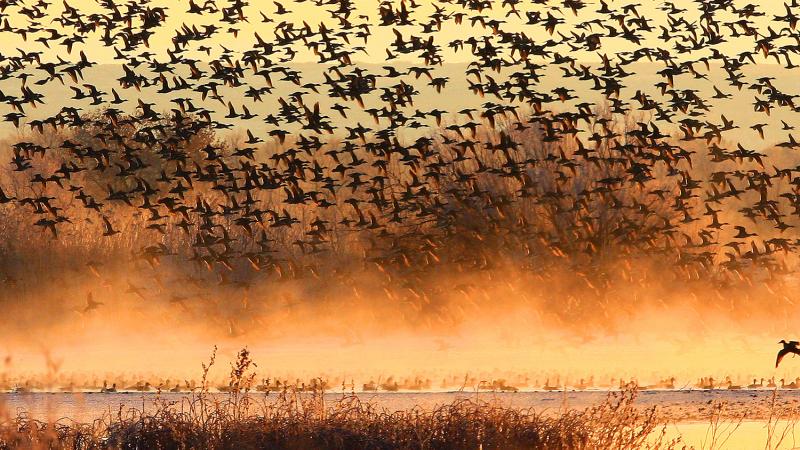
[{"xmin": 0, "ymin": 350, "xmax": 678, "ymax": 450}]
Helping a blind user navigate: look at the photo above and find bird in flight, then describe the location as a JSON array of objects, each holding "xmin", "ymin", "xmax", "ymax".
[
  {"xmin": 83, "ymin": 292, "xmax": 103, "ymax": 313},
  {"xmin": 776, "ymin": 340, "xmax": 800, "ymax": 368}
]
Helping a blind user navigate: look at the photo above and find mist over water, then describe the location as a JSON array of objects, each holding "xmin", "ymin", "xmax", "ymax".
[{"xmin": 1, "ymin": 259, "xmax": 795, "ymax": 388}]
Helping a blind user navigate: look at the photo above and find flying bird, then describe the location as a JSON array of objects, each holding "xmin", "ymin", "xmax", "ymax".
[
  {"xmin": 777, "ymin": 340, "xmax": 800, "ymax": 368},
  {"xmin": 83, "ymin": 292, "xmax": 103, "ymax": 313}
]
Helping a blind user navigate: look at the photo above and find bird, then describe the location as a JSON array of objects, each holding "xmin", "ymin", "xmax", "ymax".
[
  {"xmin": 83, "ymin": 292, "xmax": 103, "ymax": 313},
  {"xmin": 101, "ymin": 216, "xmax": 119, "ymax": 237},
  {"xmin": 4, "ymin": 0, "xmax": 800, "ymax": 397},
  {"xmin": 776, "ymin": 340, "xmax": 800, "ymax": 368}
]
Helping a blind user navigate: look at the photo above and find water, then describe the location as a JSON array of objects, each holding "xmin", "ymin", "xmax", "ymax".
[
  {"xmin": 663, "ymin": 421, "xmax": 800, "ymax": 450},
  {"xmin": 3, "ymin": 389, "xmax": 800, "ymax": 420},
  {"xmin": 4, "ymin": 389, "xmax": 800, "ymax": 448}
]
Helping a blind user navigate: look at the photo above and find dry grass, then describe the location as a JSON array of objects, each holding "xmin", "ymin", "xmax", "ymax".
[{"xmin": 0, "ymin": 349, "xmax": 680, "ymax": 450}]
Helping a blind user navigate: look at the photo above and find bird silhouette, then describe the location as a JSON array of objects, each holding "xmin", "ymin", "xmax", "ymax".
[
  {"xmin": 1, "ymin": 0, "xmax": 800, "ymax": 386},
  {"xmin": 83, "ymin": 292, "xmax": 103, "ymax": 313},
  {"xmin": 777, "ymin": 340, "xmax": 800, "ymax": 368}
]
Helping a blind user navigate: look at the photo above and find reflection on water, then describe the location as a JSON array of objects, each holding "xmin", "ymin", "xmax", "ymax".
[{"xmin": 664, "ymin": 421, "xmax": 800, "ymax": 450}]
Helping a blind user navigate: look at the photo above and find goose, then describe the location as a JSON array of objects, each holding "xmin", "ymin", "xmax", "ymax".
[
  {"xmin": 776, "ymin": 340, "xmax": 800, "ymax": 367},
  {"xmin": 543, "ymin": 379, "xmax": 560, "ymax": 391},
  {"xmin": 725, "ymin": 377, "xmax": 742, "ymax": 390}
]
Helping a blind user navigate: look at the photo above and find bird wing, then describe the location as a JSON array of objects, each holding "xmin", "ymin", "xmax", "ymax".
[
  {"xmin": 775, "ymin": 348, "xmax": 800, "ymax": 369},
  {"xmin": 775, "ymin": 350, "xmax": 788, "ymax": 369}
]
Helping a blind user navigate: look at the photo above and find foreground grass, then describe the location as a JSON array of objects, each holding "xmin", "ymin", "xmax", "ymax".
[
  {"xmin": 0, "ymin": 392, "xmax": 674, "ymax": 450},
  {"xmin": 0, "ymin": 350, "xmax": 679, "ymax": 450}
]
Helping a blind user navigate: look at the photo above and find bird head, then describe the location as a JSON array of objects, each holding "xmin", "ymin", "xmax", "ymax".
[{"xmin": 780, "ymin": 339, "xmax": 787, "ymax": 344}]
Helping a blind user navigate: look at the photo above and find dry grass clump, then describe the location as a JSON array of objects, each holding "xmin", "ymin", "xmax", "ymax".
[{"xmin": 0, "ymin": 349, "xmax": 678, "ymax": 450}]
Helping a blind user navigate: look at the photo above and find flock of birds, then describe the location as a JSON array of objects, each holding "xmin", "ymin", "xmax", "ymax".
[
  {"xmin": 6, "ymin": 373, "xmax": 800, "ymax": 393},
  {"xmin": 2, "ymin": 0, "xmax": 800, "ymax": 348}
]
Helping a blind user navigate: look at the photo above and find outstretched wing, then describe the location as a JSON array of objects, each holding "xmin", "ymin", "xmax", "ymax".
[{"xmin": 777, "ymin": 348, "xmax": 790, "ymax": 368}]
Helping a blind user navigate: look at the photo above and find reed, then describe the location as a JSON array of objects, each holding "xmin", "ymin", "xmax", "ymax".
[{"xmin": 0, "ymin": 349, "xmax": 681, "ymax": 450}]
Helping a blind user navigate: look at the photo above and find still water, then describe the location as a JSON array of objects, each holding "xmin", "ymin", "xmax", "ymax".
[{"xmin": 3, "ymin": 389, "xmax": 800, "ymax": 449}]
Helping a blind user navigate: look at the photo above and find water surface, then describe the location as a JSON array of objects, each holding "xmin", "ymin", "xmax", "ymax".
[{"xmin": 5, "ymin": 389, "xmax": 800, "ymax": 448}]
